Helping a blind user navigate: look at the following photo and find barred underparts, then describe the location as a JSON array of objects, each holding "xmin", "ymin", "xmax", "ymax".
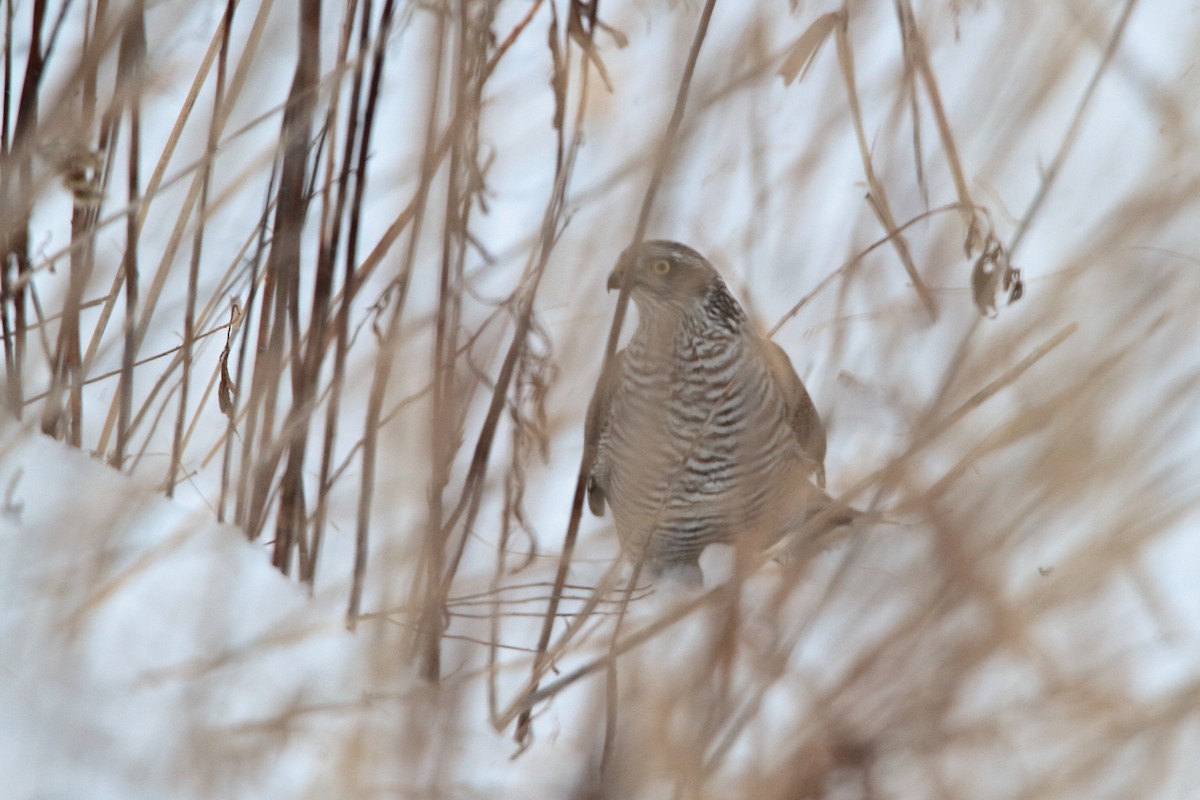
[{"xmin": 584, "ymin": 240, "xmax": 855, "ymax": 583}]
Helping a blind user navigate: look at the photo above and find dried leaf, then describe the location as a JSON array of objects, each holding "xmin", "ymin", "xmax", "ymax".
[
  {"xmin": 1006, "ymin": 267, "xmax": 1025, "ymax": 304},
  {"xmin": 217, "ymin": 302, "xmax": 243, "ymax": 419},
  {"xmin": 218, "ymin": 353, "xmax": 237, "ymax": 419},
  {"xmin": 778, "ymin": 12, "xmax": 842, "ymax": 85},
  {"xmin": 597, "ymin": 19, "xmax": 628, "ymax": 49},
  {"xmin": 584, "ymin": 46, "xmax": 614, "ymax": 93},
  {"xmin": 970, "ymin": 235, "xmax": 1022, "ymax": 317},
  {"xmin": 568, "ymin": 0, "xmax": 616, "ymax": 92},
  {"xmin": 963, "ymin": 208, "xmax": 984, "ymax": 258}
]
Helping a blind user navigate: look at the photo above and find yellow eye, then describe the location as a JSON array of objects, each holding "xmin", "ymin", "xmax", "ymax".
[{"xmin": 650, "ymin": 259, "xmax": 671, "ymax": 275}]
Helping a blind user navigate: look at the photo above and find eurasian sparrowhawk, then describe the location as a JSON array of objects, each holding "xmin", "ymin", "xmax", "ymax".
[{"xmin": 584, "ymin": 240, "xmax": 853, "ymax": 583}]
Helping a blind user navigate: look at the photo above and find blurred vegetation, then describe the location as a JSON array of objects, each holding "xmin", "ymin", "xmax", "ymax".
[{"xmin": 3, "ymin": 0, "xmax": 1199, "ymax": 796}]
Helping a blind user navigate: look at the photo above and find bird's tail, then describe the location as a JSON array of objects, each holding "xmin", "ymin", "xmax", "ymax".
[
  {"xmin": 803, "ymin": 486, "xmax": 878, "ymax": 529},
  {"xmin": 764, "ymin": 484, "xmax": 889, "ymax": 564}
]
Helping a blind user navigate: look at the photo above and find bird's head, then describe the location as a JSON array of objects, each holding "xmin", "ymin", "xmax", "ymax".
[{"xmin": 607, "ymin": 240, "xmax": 721, "ymax": 315}]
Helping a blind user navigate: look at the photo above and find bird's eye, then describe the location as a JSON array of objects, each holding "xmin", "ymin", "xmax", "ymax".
[{"xmin": 650, "ymin": 259, "xmax": 671, "ymax": 275}]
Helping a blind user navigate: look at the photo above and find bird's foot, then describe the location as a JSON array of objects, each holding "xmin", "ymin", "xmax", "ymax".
[{"xmin": 651, "ymin": 560, "xmax": 704, "ymax": 588}]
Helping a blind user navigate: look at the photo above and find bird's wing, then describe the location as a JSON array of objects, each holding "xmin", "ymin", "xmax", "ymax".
[
  {"xmin": 583, "ymin": 348, "xmax": 624, "ymax": 515},
  {"xmin": 760, "ymin": 338, "xmax": 828, "ymax": 487}
]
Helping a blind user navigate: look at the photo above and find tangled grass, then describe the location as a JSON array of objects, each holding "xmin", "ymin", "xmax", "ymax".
[{"xmin": 3, "ymin": 1, "xmax": 1198, "ymax": 796}]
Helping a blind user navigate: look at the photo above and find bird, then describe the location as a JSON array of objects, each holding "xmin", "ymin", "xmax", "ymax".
[{"xmin": 583, "ymin": 240, "xmax": 856, "ymax": 584}]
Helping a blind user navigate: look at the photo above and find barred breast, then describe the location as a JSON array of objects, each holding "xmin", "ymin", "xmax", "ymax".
[{"xmin": 599, "ymin": 315, "xmax": 809, "ymax": 572}]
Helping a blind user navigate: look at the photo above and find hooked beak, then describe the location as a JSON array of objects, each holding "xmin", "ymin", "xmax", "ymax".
[{"xmin": 607, "ymin": 249, "xmax": 635, "ymax": 292}]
